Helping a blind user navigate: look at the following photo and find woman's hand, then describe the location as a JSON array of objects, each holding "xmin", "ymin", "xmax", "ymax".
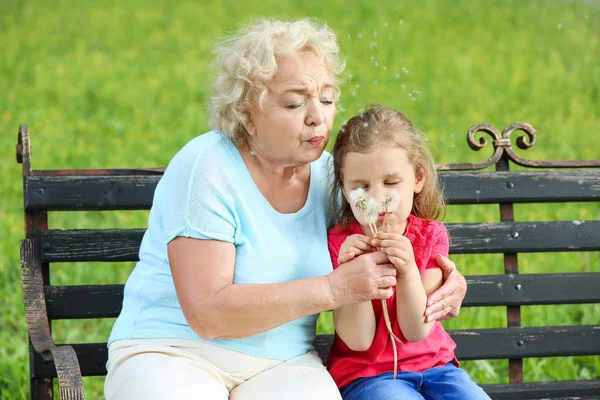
[
  {"xmin": 327, "ymin": 251, "xmax": 397, "ymax": 306},
  {"xmin": 371, "ymin": 232, "xmax": 417, "ymax": 274},
  {"xmin": 338, "ymin": 234, "xmax": 374, "ymax": 264},
  {"xmin": 424, "ymin": 255, "xmax": 467, "ymax": 322}
]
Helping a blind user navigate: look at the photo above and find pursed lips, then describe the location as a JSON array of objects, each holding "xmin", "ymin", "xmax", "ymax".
[{"xmin": 306, "ymin": 135, "xmax": 325, "ymax": 145}]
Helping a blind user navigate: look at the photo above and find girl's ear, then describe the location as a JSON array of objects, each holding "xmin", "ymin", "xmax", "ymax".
[{"xmin": 414, "ymin": 167, "xmax": 426, "ymax": 194}]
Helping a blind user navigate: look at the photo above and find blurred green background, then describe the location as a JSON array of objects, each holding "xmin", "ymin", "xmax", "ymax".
[{"xmin": 1, "ymin": 0, "xmax": 599, "ymax": 398}]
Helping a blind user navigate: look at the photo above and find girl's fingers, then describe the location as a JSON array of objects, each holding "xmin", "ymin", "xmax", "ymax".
[
  {"xmin": 374, "ymin": 239, "xmax": 410, "ymax": 251},
  {"xmin": 338, "ymin": 251, "xmax": 355, "ymax": 264}
]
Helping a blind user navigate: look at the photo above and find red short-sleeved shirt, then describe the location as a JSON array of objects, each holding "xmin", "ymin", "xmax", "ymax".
[{"xmin": 326, "ymin": 214, "xmax": 459, "ymax": 389}]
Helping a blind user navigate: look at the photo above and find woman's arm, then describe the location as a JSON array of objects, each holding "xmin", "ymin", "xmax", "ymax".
[
  {"xmin": 169, "ymin": 237, "xmax": 397, "ymax": 340},
  {"xmin": 329, "ymin": 234, "xmax": 382, "ymax": 351},
  {"xmin": 424, "ymin": 255, "xmax": 467, "ymax": 322}
]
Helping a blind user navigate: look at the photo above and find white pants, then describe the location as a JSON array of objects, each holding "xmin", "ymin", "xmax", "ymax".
[{"xmin": 104, "ymin": 338, "xmax": 342, "ymax": 400}]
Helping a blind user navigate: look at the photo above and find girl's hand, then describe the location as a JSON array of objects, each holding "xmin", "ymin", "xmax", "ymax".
[
  {"xmin": 338, "ymin": 234, "xmax": 374, "ymax": 264},
  {"xmin": 372, "ymin": 232, "xmax": 416, "ymax": 274}
]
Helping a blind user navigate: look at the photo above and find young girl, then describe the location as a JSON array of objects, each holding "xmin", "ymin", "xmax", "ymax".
[{"xmin": 327, "ymin": 106, "xmax": 490, "ymax": 400}]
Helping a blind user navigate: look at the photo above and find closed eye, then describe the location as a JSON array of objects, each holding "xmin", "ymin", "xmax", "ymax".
[
  {"xmin": 385, "ymin": 181, "xmax": 400, "ymax": 186},
  {"xmin": 285, "ymin": 103, "xmax": 304, "ymax": 110}
]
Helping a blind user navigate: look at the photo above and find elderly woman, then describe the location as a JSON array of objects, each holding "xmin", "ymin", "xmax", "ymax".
[{"xmin": 104, "ymin": 18, "xmax": 466, "ymax": 399}]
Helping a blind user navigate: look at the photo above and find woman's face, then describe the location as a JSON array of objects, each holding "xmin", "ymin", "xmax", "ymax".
[{"xmin": 243, "ymin": 52, "xmax": 336, "ymax": 167}]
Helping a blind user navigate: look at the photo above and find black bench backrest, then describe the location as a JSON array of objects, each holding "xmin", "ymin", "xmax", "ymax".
[{"xmin": 18, "ymin": 123, "xmax": 600, "ymax": 399}]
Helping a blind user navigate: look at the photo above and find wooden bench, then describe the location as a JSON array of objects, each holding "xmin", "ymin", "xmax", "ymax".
[{"xmin": 16, "ymin": 122, "xmax": 600, "ymax": 399}]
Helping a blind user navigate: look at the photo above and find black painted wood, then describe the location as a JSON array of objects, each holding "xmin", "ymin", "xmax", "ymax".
[
  {"xmin": 25, "ymin": 175, "xmax": 160, "ymax": 211},
  {"xmin": 464, "ymin": 273, "xmax": 600, "ymax": 306},
  {"xmin": 439, "ymin": 170, "xmax": 600, "ymax": 204},
  {"xmin": 24, "ymin": 170, "xmax": 600, "ymax": 211},
  {"xmin": 45, "ymin": 285, "xmax": 124, "ymax": 319},
  {"xmin": 40, "ymin": 221, "xmax": 600, "ymax": 263},
  {"xmin": 481, "ymin": 380, "xmax": 600, "ymax": 399},
  {"xmin": 314, "ymin": 325, "xmax": 600, "ymax": 362},
  {"xmin": 447, "ymin": 220, "xmax": 600, "ymax": 253},
  {"xmin": 45, "ymin": 273, "xmax": 600, "ymax": 320},
  {"xmin": 33, "ymin": 325, "xmax": 600, "ymax": 376},
  {"xmin": 41, "ymin": 229, "xmax": 144, "ymax": 262}
]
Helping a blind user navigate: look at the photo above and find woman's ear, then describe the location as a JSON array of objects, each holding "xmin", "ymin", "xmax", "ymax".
[
  {"xmin": 414, "ymin": 168, "xmax": 426, "ymax": 194},
  {"xmin": 242, "ymin": 114, "xmax": 256, "ymax": 137}
]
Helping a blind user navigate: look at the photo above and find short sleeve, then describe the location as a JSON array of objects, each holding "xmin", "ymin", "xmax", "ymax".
[
  {"xmin": 426, "ymin": 223, "xmax": 449, "ymax": 270},
  {"xmin": 328, "ymin": 231, "xmax": 341, "ymax": 270},
  {"xmin": 157, "ymin": 138, "xmax": 237, "ymax": 244}
]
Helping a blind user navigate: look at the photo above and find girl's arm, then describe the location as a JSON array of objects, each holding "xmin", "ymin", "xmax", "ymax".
[
  {"xmin": 333, "ymin": 299, "xmax": 377, "ymax": 351},
  {"xmin": 169, "ymin": 237, "xmax": 396, "ymax": 340},
  {"xmin": 373, "ymin": 232, "xmax": 440, "ymax": 342},
  {"xmin": 394, "ymin": 263, "xmax": 441, "ymax": 342}
]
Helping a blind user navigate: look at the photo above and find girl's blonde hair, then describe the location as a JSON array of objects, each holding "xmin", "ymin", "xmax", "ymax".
[
  {"xmin": 330, "ymin": 105, "xmax": 445, "ymax": 229},
  {"xmin": 208, "ymin": 18, "xmax": 345, "ymax": 148}
]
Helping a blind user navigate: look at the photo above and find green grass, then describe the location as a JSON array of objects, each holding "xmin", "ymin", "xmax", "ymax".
[{"xmin": 1, "ymin": 0, "xmax": 599, "ymax": 398}]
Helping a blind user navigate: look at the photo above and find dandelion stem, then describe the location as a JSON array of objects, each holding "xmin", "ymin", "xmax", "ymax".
[{"xmin": 370, "ymin": 219, "xmax": 403, "ymax": 379}]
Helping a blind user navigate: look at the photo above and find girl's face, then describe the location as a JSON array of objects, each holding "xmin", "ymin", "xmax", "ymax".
[{"xmin": 341, "ymin": 145, "xmax": 425, "ymax": 235}]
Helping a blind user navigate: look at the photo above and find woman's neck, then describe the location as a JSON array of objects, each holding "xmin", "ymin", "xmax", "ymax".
[
  {"xmin": 240, "ymin": 146, "xmax": 311, "ymax": 214},
  {"xmin": 241, "ymin": 147, "xmax": 305, "ymax": 183}
]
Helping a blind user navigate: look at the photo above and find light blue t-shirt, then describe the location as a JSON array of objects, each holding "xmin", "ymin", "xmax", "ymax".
[{"xmin": 108, "ymin": 131, "xmax": 335, "ymax": 360}]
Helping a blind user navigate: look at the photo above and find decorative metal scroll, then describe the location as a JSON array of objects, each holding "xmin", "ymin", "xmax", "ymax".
[{"xmin": 436, "ymin": 122, "xmax": 600, "ymax": 171}]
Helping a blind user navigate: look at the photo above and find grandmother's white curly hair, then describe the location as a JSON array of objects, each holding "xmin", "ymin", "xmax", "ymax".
[{"xmin": 208, "ymin": 18, "xmax": 345, "ymax": 147}]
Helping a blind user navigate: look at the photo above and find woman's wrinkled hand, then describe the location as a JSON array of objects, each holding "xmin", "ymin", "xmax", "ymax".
[
  {"xmin": 424, "ymin": 254, "xmax": 467, "ymax": 322},
  {"xmin": 327, "ymin": 251, "xmax": 397, "ymax": 307}
]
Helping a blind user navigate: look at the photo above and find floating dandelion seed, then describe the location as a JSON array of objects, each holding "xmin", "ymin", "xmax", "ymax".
[
  {"xmin": 401, "ymin": 84, "xmax": 406, "ymax": 89},
  {"xmin": 373, "ymin": 30, "xmax": 378, "ymax": 37},
  {"xmin": 384, "ymin": 22, "xmax": 389, "ymax": 27},
  {"xmin": 356, "ymin": 83, "xmax": 361, "ymax": 88},
  {"xmin": 402, "ymin": 66, "xmax": 409, "ymax": 74},
  {"xmin": 383, "ymin": 66, "xmax": 387, "ymax": 70},
  {"xmin": 352, "ymin": 92, "xmax": 356, "ymax": 97},
  {"xmin": 375, "ymin": 61, "xmax": 379, "ymax": 67},
  {"xmin": 399, "ymin": 20, "xmax": 404, "ymax": 25},
  {"xmin": 388, "ymin": 33, "xmax": 393, "ymax": 40},
  {"xmin": 395, "ymin": 73, "xmax": 400, "ymax": 79},
  {"xmin": 374, "ymin": 80, "xmax": 379, "ymax": 85},
  {"xmin": 358, "ymin": 33, "xmax": 363, "ymax": 39},
  {"xmin": 557, "ymin": 24, "xmax": 562, "ymax": 30}
]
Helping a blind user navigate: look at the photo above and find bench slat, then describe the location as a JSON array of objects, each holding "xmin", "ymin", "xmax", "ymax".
[
  {"xmin": 313, "ymin": 326, "xmax": 600, "ymax": 362},
  {"xmin": 36, "ymin": 346, "xmax": 600, "ymax": 400},
  {"xmin": 448, "ymin": 221, "xmax": 600, "ymax": 253},
  {"xmin": 481, "ymin": 380, "xmax": 600, "ymax": 399},
  {"xmin": 439, "ymin": 170, "xmax": 600, "ymax": 204},
  {"xmin": 32, "ymin": 327, "xmax": 600, "ymax": 381},
  {"xmin": 40, "ymin": 221, "xmax": 600, "ymax": 262},
  {"xmin": 45, "ymin": 274, "xmax": 600, "ymax": 319},
  {"xmin": 24, "ymin": 170, "xmax": 600, "ymax": 211}
]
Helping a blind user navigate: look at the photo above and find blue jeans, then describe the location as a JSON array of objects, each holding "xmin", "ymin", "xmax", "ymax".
[{"xmin": 340, "ymin": 363, "xmax": 490, "ymax": 400}]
